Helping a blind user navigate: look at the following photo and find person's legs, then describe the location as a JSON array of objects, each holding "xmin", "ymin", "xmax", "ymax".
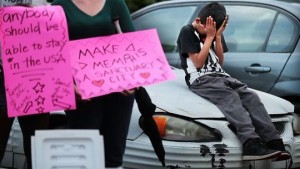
[
  {"xmin": 0, "ymin": 108, "xmax": 14, "ymax": 162},
  {"xmin": 100, "ymin": 93, "xmax": 134, "ymax": 168},
  {"xmin": 18, "ymin": 113, "xmax": 50, "ymax": 169},
  {"xmin": 190, "ymin": 75, "xmax": 280, "ymax": 160},
  {"xmin": 0, "ymin": 67, "xmax": 14, "ymax": 162},
  {"xmin": 227, "ymin": 77, "xmax": 289, "ymax": 160},
  {"xmin": 65, "ymin": 99, "xmax": 103, "ymax": 129},
  {"xmin": 228, "ymin": 78, "xmax": 280, "ymax": 142},
  {"xmin": 191, "ymin": 76, "xmax": 259, "ymax": 143},
  {"xmin": 65, "ymin": 93, "xmax": 134, "ymax": 167}
]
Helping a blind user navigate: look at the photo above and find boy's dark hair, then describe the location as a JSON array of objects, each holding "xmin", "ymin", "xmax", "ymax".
[{"xmin": 198, "ymin": 2, "xmax": 226, "ymax": 30}]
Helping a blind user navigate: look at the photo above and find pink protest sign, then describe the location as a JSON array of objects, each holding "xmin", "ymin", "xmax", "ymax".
[
  {"xmin": 70, "ymin": 29, "xmax": 176, "ymax": 99},
  {"xmin": 0, "ymin": 6, "xmax": 75, "ymax": 117}
]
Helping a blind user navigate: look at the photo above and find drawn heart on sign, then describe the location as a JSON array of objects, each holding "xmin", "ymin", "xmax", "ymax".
[
  {"xmin": 92, "ymin": 80, "xmax": 105, "ymax": 87},
  {"xmin": 140, "ymin": 72, "xmax": 150, "ymax": 79}
]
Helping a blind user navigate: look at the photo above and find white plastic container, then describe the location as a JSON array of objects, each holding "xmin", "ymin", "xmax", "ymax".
[{"xmin": 31, "ymin": 130, "xmax": 105, "ymax": 169}]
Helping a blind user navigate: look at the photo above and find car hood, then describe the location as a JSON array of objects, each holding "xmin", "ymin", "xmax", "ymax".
[{"xmin": 144, "ymin": 69, "xmax": 294, "ymax": 119}]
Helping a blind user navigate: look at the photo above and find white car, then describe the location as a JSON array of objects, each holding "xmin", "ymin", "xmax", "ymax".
[
  {"xmin": 1, "ymin": 68, "xmax": 297, "ymax": 169},
  {"xmin": 124, "ymin": 68, "xmax": 297, "ymax": 169}
]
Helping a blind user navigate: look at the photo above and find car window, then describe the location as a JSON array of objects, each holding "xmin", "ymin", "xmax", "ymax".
[
  {"xmin": 224, "ymin": 5, "xmax": 276, "ymax": 52},
  {"xmin": 266, "ymin": 13, "xmax": 298, "ymax": 52},
  {"xmin": 132, "ymin": 6, "xmax": 197, "ymax": 52}
]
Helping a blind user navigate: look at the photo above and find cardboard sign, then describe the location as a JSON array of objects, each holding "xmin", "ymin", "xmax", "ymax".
[
  {"xmin": 70, "ymin": 29, "xmax": 176, "ymax": 99},
  {"xmin": 0, "ymin": 6, "xmax": 75, "ymax": 117}
]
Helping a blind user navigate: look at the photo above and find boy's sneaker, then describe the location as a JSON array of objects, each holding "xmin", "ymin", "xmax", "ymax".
[
  {"xmin": 242, "ymin": 138, "xmax": 281, "ymax": 161},
  {"xmin": 266, "ymin": 139, "xmax": 291, "ymax": 161}
]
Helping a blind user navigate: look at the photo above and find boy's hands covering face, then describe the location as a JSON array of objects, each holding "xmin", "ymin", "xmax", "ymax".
[
  {"xmin": 195, "ymin": 18, "xmax": 206, "ymax": 34},
  {"xmin": 205, "ymin": 16, "xmax": 217, "ymax": 40},
  {"xmin": 216, "ymin": 15, "xmax": 228, "ymax": 37}
]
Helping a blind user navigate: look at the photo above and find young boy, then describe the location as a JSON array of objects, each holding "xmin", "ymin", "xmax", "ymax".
[{"xmin": 177, "ymin": 2, "xmax": 290, "ymax": 161}]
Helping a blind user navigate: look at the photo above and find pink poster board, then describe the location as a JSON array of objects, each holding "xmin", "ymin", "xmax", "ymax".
[
  {"xmin": 70, "ymin": 29, "xmax": 176, "ymax": 99},
  {"xmin": 0, "ymin": 6, "xmax": 75, "ymax": 117}
]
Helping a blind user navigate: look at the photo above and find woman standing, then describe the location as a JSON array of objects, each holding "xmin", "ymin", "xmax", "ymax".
[
  {"xmin": 51, "ymin": 0, "xmax": 136, "ymax": 167},
  {"xmin": 0, "ymin": 2, "xmax": 50, "ymax": 169}
]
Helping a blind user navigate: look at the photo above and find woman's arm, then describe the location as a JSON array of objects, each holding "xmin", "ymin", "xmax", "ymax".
[{"xmin": 113, "ymin": 0, "xmax": 135, "ymax": 33}]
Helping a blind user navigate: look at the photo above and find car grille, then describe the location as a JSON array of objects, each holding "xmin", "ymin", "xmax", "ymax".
[
  {"xmin": 124, "ymin": 135, "xmax": 268, "ymax": 169},
  {"xmin": 273, "ymin": 122, "xmax": 285, "ymax": 134}
]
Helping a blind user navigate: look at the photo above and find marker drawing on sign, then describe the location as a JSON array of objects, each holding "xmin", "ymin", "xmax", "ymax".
[
  {"xmin": 35, "ymin": 95, "xmax": 45, "ymax": 105},
  {"xmin": 0, "ymin": 6, "xmax": 76, "ymax": 117},
  {"xmin": 92, "ymin": 79, "xmax": 105, "ymax": 87},
  {"xmin": 36, "ymin": 107, "xmax": 44, "ymax": 113},
  {"xmin": 140, "ymin": 72, "xmax": 150, "ymax": 79},
  {"xmin": 70, "ymin": 29, "xmax": 176, "ymax": 99},
  {"xmin": 23, "ymin": 101, "xmax": 33, "ymax": 113},
  {"xmin": 33, "ymin": 81, "xmax": 45, "ymax": 93},
  {"xmin": 52, "ymin": 98, "xmax": 71, "ymax": 109}
]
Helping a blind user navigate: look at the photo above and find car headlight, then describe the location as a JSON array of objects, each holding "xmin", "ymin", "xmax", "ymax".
[
  {"xmin": 141, "ymin": 114, "xmax": 222, "ymax": 142},
  {"xmin": 293, "ymin": 113, "xmax": 300, "ymax": 134}
]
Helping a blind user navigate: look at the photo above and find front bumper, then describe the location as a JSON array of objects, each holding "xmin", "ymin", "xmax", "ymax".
[{"xmin": 124, "ymin": 116, "xmax": 297, "ymax": 169}]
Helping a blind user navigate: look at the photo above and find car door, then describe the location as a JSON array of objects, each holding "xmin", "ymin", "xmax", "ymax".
[
  {"xmin": 222, "ymin": 3, "xmax": 299, "ymax": 92},
  {"xmin": 132, "ymin": 3, "xmax": 200, "ymax": 68}
]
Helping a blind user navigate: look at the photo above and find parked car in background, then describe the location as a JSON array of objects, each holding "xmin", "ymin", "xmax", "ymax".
[
  {"xmin": 131, "ymin": 0, "xmax": 300, "ymax": 116},
  {"xmin": 1, "ymin": 0, "xmax": 300, "ymax": 168}
]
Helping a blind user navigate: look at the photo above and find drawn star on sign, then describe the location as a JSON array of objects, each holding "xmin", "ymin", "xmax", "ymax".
[
  {"xmin": 35, "ymin": 96, "xmax": 45, "ymax": 105},
  {"xmin": 36, "ymin": 107, "xmax": 44, "ymax": 113},
  {"xmin": 33, "ymin": 82, "xmax": 45, "ymax": 94}
]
